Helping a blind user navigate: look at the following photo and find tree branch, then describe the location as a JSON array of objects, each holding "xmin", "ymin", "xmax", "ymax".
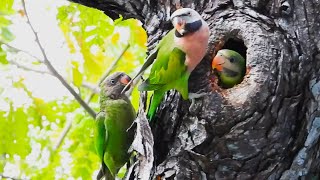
[
  {"xmin": 3, "ymin": 45, "xmax": 100, "ymax": 94},
  {"xmin": 68, "ymin": 0, "xmax": 149, "ymax": 22},
  {"xmin": 21, "ymin": 0, "xmax": 96, "ymax": 119}
]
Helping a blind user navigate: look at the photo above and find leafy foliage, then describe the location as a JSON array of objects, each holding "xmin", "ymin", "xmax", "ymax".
[
  {"xmin": 0, "ymin": 1, "xmax": 147, "ymax": 179},
  {"xmin": 57, "ymin": 3, "xmax": 147, "ymax": 84},
  {"xmin": 0, "ymin": 0, "xmax": 15, "ymax": 64}
]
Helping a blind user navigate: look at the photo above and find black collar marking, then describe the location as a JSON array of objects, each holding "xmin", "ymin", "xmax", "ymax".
[
  {"xmin": 174, "ymin": 20, "xmax": 202, "ymax": 38},
  {"xmin": 185, "ymin": 19, "xmax": 202, "ymax": 33},
  {"xmin": 172, "ymin": 13, "xmax": 188, "ymax": 18}
]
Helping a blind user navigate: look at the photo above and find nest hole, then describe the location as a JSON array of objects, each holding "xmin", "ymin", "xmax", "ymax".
[{"xmin": 221, "ymin": 38, "xmax": 247, "ymax": 59}]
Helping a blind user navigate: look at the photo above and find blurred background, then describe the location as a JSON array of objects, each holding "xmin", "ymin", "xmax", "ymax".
[{"xmin": 0, "ymin": 0, "xmax": 147, "ymax": 179}]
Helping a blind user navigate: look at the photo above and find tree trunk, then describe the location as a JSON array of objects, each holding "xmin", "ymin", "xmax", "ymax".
[{"xmin": 70, "ymin": 0, "xmax": 320, "ymax": 179}]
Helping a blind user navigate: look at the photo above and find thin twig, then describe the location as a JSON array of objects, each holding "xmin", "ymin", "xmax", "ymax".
[
  {"xmin": 0, "ymin": 174, "xmax": 28, "ymax": 180},
  {"xmin": 10, "ymin": 60, "xmax": 50, "ymax": 75},
  {"xmin": 0, "ymin": 41, "xmax": 42, "ymax": 63},
  {"xmin": 81, "ymin": 82, "xmax": 100, "ymax": 94},
  {"xmin": 21, "ymin": 0, "xmax": 96, "ymax": 118},
  {"xmin": 99, "ymin": 44, "xmax": 130, "ymax": 84},
  {"xmin": 53, "ymin": 118, "xmax": 73, "ymax": 151},
  {"xmin": 86, "ymin": 44, "xmax": 130, "ymax": 103}
]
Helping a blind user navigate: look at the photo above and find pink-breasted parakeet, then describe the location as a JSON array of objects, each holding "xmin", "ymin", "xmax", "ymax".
[
  {"xmin": 95, "ymin": 72, "xmax": 136, "ymax": 180},
  {"xmin": 123, "ymin": 8, "xmax": 209, "ymax": 120},
  {"xmin": 212, "ymin": 49, "xmax": 246, "ymax": 88}
]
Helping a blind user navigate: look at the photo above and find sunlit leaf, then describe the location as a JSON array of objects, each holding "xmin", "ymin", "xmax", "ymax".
[
  {"xmin": 71, "ymin": 60, "xmax": 83, "ymax": 87},
  {"xmin": 0, "ymin": 45, "xmax": 8, "ymax": 64},
  {"xmin": 123, "ymin": 51, "xmax": 134, "ymax": 60},
  {"xmin": 114, "ymin": 15, "xmax": 123, "ymax": 25},
  {"xmin": 111, "ymin": 32, "xmax": 120, "ymax": 44},
  {"xmin": 0, "ymin": 0, "xmax": 14, "ymax": 13},
  {"xmin": 118, "ymin": 19, "xmax": 147, "ymax": 48}
]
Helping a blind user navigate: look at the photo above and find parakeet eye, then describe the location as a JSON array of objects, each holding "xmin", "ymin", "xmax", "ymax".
[
  {"xmin": 110, "ymin": 79, "xmax": 116, "ymax": 84},
  {"xmin": 229, "ymin": 57, "xmax": 235, "ymax": 63}
]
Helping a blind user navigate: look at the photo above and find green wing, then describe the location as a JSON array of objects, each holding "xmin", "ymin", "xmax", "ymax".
[
  {"xmin": 139, "ymin": 30, "xmax": 189, "ymax": 97},
  {"xmin": 139, "ymin": 30, "xmax": 190, "ymax": 120},
  {"xmin": 102, "ymin": 99, "xmax": 136, "ymax": 176},
  {"xmin": 94, "ymin": 111, "xmax": 108, "ymax": 162}
]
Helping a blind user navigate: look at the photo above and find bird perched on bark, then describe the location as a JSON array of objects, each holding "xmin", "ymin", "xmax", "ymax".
[
  {"xmin": 212, "ymin": 49, "xmax": 246, "ymax": 88},
  {"xmin": 95, "ymin": 72, "xmax": 136, "ymax": 180},
  {"xmin": 122, "ymin": 8, "xmax": 210, "ymax": 120}
]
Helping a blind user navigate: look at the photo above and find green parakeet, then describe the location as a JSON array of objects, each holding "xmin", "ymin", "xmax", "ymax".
[
  {"xmin": 212, "ymin": 49, "xmax": 246, "ymax": 88},
  {"xmin": 123, "ymin": 8, "xmax": 209, "ymax": 120},
  {"xmin": 95, "ymin": 72, "xmax": 136, "ymax": 180}
]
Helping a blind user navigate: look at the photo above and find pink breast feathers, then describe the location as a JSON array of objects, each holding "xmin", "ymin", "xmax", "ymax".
[{"xmin": 175, "ymin": 20, "xmax": 210, "ymax": 72}]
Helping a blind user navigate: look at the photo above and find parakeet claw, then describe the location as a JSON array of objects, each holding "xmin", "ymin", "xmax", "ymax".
[
  {"xmin": 188, "ymin": 92, "xmax": 208, "ymax": 113},
  {"xmin": 188, "ymin": 92, "xmax": 207, "ymax": 99}
]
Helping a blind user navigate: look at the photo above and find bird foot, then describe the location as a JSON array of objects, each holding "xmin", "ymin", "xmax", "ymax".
[{"xmin": 188, "ymin": 92, "xmax": 208, "ymax": 113}]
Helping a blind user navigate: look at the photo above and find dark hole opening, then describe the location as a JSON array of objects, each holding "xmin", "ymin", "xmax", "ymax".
[
  {"xmin": 280, "ymin": 5, "xmax": 289, "ymax": 12},
  {"xmin": 221, "ymin": 38, "xmax": 247, "ymax": 59},
  {"xmin": 222, "ymin": 38, "xmax": 247, "ymax": 59}
]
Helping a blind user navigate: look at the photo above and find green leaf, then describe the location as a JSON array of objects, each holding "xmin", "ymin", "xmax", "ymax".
[
  {"xmin": 71, "ymin": 60, "xmax": 83, "ymax": 87},
  {"xmin": 0, "ymin": 0, "xmax": 14, "ymax": 13},
  {"xmin": 122, "ymin": 19, "xmax": 147, "ymax": 47},
  {"xmin": 114, "ymin": 15, "xmax": 123, "ymax": 25},
  {"xmin": 0, "ymin": 16, "xmax": 11, "ymax": 28},
  {"xmin": 0, "ymin": 45, "xmax": 8, "ymax": 64},
  {"xmin": 1, "ymin": 27, "xmax": 14, "ymax": 41}
]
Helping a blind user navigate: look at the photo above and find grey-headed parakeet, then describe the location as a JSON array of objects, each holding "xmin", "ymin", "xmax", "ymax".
[
  {"xmin": 212, "ymin": 49, "xmax": 246, "ymax": 88},
  {"xmin": 95, "ymin": 72, "xmax": 136, "ymax": 180},
  {"xmin": 123, "ymin": 8, "xmax": 209, "ymax": 120}
]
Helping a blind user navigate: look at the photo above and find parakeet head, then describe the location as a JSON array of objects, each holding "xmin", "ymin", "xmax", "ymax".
[
  {"xmin": 100, "ymin": 72, "xmax": 132, "ymax": 99},
  {"xmin": 212, "ymin": 49, "xmax": 245, "ymax": 73},
  {"xmin": 212, "ymin": 49, "xmax": 246, "ymax": 88},
  {"xmin": 170, "ymin": 8, "xmax": 203, "ymax": 36}
]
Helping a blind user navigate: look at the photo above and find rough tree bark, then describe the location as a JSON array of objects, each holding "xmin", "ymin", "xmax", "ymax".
[{"xmin": 69, "ymin": 0, "xmax": 320, "ymax": 179}]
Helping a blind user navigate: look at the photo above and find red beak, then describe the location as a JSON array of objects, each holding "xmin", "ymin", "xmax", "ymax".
[{"xmin": 120, "ymin": 74, "xmax": 131, "ymax": 85}]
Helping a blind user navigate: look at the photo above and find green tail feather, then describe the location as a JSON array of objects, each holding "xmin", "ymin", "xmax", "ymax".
[
  {"xmin": 97, "ymin": 162, "xmax": 114, "ymax": 180},
  {"xmin": 138, "ymin": 79, "xmax": 164, "ymax": 91},
  {"xmin": 147, "ymin": 89, "xmax": 166, "ymax": 121}
]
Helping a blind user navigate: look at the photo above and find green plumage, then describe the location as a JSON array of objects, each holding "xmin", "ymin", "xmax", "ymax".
[
  {"xmin": 214, "ymin": 49, "xmax": 246, "ymax": 88},
  {"xmin": 94, "ymin": 72, "xmax": 136, "ymax": 180},
  {"xmin": 118, "ymin": 8, "xmax": 209, "ymax": 121},
  {"xmin": 138, "ymin": 30, "xmax": 189, "ymax": 120}
]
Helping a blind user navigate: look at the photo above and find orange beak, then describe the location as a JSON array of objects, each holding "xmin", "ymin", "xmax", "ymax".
[
  {"xmin": 120, "ymin": 74, "xmax": 131, "ymax": 85},
  {"xmin": 212, "ymin": 55, "xmax": 225, "ymax": 72}
]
